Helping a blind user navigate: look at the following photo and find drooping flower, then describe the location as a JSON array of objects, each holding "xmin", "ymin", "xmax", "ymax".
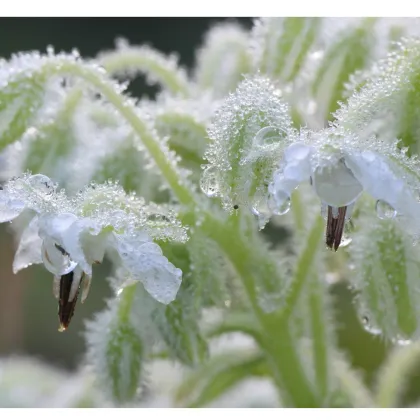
[
  {"xmin": 0, "ymin": 173, "xmax": 187, "ymax": 330},
  {"xmin": 268, "ymin": 130, "xmax": 420, "ymax": 250}
]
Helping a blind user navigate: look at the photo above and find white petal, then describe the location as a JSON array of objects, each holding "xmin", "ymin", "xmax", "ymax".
[
  {"xmin": 41, "ymin": 237, "xmax": 77, "ymax": 276},
  {"xmin": 69, "ymin": 266, "xmax": 84, "ymax": 303},
  {"xmin": 53, "ymin": 275, "xmax": 60, "ymax": 299},
  {"xmin": 13, "ymin": 216, "xmax": 43, "ymax": 274},
  {"xmin": 39, "ymin": 213, "xmax": 106, "ymax": 277},
  {"xmin": 38, "ymin": 213, "xmax": 78, "ymax": 241},
  {"xmin": 59, "ymin": 218, "xmax": 105, "ymax": 277},
  {"xmin": 313, "ymin": 158, "xmax": 363, "ymax": 207},
  {"xmin": 116, "ymin": 234, "xmax": 182, "ymax": 304},
  {"xmin": 0, "ymin": 190, "xmax": 25, "ymax": 223},
  {"xmin": 345, "ymin": 150, "xmax": 420, "ymax": 225},
  {"xmin": 270, "ymin": 143, "xmax": 313, "ymax": 206},
  {"xmin": 80, "ymin": 272, "xmax": 92, "ymax": 304}
]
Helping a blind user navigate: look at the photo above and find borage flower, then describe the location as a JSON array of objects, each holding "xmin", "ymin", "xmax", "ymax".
[
  {"xmin": 0, "ymin": 174, "xmax": 187, "ymax": 330},
  {"xmin": 268, "ymin": 130, "xmax": 420, "ymax": 250}
]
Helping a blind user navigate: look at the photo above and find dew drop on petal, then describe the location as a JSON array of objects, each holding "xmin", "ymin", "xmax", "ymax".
[
  {"xmin": 200, "ymin": 166, "xmax": 219, "ymax": 197},
  {"xmin": 251, "ymin": 196, "xmax": 270, "ymax": 218},
  {"xmin": 393, "ymin": 338, "xmax": 412, "ymax": 346},
  {"xmin": 339, "ymin": 235, "xmax": 352, "ymax": 248},
  {"xmin": 253, "ymin": 126, "xmax": 283, "ymax": 147},
  {"xmin": 375, "ymin": 200, "xmax": 397, "ymax": 220},
  {"xmin": 28, "ymin": 174, "xmax": 56, "ymax": 196},
  {"xmin": 272, "ymin": 196, "xmax": 291, "ymax": 216},
  {"xmin": 41, "ymin": 240, "xmax": 77, "ymax": 276},
  {"xmin": 361, "ymin": 315, "xmax": 382, "ymax": 336},
  {"xmin": 0, "ymin": 195, "xmax": 25, "ymax": 222}
]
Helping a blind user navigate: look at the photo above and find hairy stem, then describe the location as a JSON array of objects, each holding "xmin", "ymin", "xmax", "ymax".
[
  {"xmin": 281, "ymin": 214, "xmax": 325, "ymax": 319},
  {"xmin": 99, "ymin": 47, "xmax": 190, "ymax": 97}
]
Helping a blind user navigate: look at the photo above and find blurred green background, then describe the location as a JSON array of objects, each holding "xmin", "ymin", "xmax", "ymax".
[{"xmin": 0, "ymin": 17, "xmax": 417, "ymax": 404}]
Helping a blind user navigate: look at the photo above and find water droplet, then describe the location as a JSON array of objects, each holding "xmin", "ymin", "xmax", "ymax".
[
  {"xmin": 394, "ymin": 338, "xmax": 412, "ymax": 346},
  {"xmin": 147, "ymin": 214, "xmax": 170, "ymax": 224},
  {"xmin": 253, "ymin": 126, "xmax": 284, "ymax": 147},
  {"xmin": 339, "ymin": 235, "xmax": 352, "ymax": 248},
  {"xmin": 251, "ymin": 196, "xmax": 270, "ymax": 217},
  {"xmin": 375, "ymin": 200, "xmax": 397, "ymax": 219},
  {"xmin": 361, "ymin": 316, "xmax": 382, "ymax": 336},
  {"xmin": 272, "ymin": 196, "xmax": 291, "ymax": 216},
  {"xmin": 200, "ymin": 166, "xmax": 219, "ymax": 198},
  {"xmin": 28, "ymin": 174, "xmax": 55, "ymax": 196}
]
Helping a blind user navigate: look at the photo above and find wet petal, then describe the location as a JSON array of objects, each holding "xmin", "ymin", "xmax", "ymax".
[
  {"xmin": 41, "ymin": 237, "xmax": 77, "ymax": 276},
  {"xmin": 38, "ymin": 213, "xmax": 78, "ymax": 242},
  {"xmin": 115, "ymin": 234, "xmax": 182, "ymax": 304},
  {"xmin": 0, "ymin": 190, "xmax": 25, "ymax": 223},
  {"xmin": 80, "ymin": 272, "xmax": 92, "ymax": 304},
  {"xmin": 13, "ymin": 216, "xmax": 43, "ymax": 274},
  {"xmin": 39, "ymin": 213, "xmax": 106, "ymax": 277},
  {"xmin": 313, "ymin": 158, "xmax": 363, "ymax": 207},
  {"xmin": 345, "ymin": 150, "xmax": 420, "ymax": 229},
  {"xmin": 270, "ymin": 142, "xmax": 313, "ymax": 206},
  {"xmin": 59, "ymin": 218, "xmax": 105, "ymax": 277}
]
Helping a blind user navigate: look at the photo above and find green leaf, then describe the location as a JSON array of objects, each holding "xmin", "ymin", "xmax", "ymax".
[
  {"xmin": 312, "ymin": 18, "xmax": 375, "ymax": 123},
  {"xmin": 151, "ymin": 241, "xmax": 209, "ymax": 366},
  {"xmin": 0, "ymin": 86, "xmax": 44, "ymax": 150},
  {"xmin": 106, "ymin": 323, "xmax": 144, "ymax": 403},
  {"xmin": 85, "ymin": 285, "xmax": 146, "ymax": 405},
  {"xmin": 252, "ymin": 17, "xmax": 321, "ymax": 82},
  {"xmin": 334, "ymin": 37, "xmax": 420, "ymax": 151},
  {"xmin": 151, "ymin": 284, "xmax": 209, "ymax": 367}
]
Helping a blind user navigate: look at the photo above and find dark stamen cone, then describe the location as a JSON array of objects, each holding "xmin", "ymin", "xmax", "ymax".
[
  {"xmin": 326, "ymin": 205, "xmax": 347, "ymax": 251},
  {"xmin": 58, "ymin": 271, "xmax": 80, "ymax": 332}
]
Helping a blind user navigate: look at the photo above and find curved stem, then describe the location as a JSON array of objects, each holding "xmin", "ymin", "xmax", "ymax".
[{"xmin": 99, "ymin": 47, "xmax": 190, "ymax": 97}]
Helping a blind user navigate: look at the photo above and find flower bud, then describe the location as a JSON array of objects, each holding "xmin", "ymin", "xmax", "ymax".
[
  {"xmin": 350, "ymin": 216, "xmax": 420, "ymax": 342},
  {"xmin": 203, "ymin": 75, "xmax": 293, "ymax": 225}
]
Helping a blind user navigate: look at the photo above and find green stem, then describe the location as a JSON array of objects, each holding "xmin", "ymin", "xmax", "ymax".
[
  {"xmin": 281, "ymin": 214, "xmax": 325, "ymax": 319},
  {"xmin": 57, "ymin": 62, "xmax": 194, "ymax": 205},
  {"xmin": 200, "ymin": 215, "xmax": 318, "ymax": 407},
  {"xmin": 308, "ymin": 275, "xmax": 328, "ymax": 402},
  {"xmin": 290, "ymin": 189, "xmax": 305, "ymax": 232},
  {"xmin": 99, "ymin": 48, "xmax": 190, "ymax": 97}
]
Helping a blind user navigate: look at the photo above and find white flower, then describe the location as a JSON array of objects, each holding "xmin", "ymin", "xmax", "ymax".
[
  {"xmin": 269, "ymin": 131, "xmax": 420, "ymax": 250},
  {"xmin": 0, "ymin": 174, "xmax": 186, "ymax": 330}
]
